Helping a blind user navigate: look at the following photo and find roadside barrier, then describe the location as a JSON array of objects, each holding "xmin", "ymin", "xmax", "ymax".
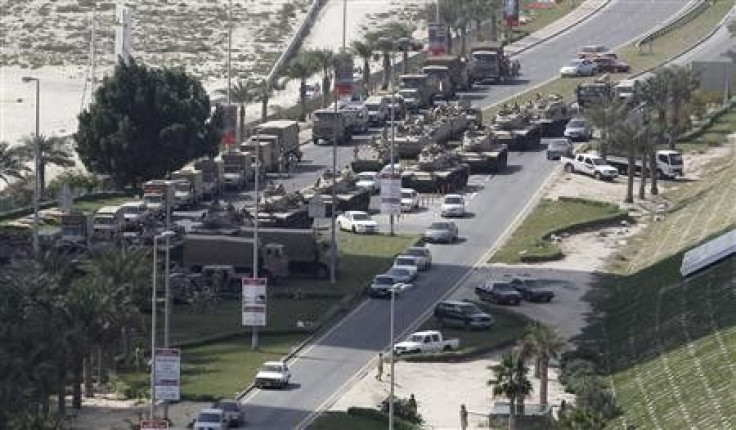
[{"xmin": 635, "ymin": 0, "xmax": 709, "ymax": 52}]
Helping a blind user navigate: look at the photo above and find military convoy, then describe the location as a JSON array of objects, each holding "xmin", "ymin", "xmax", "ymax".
[
  {"xmin": 490, "ymin": 104, "xmax": 542, "ymax": 150},
  {"xmin": 301, "ymin": 168, "xmax": 371, "ymax": 216},
  {"xmin": 249, "ymin": 183, "xmax": 312, "ymax": 229},
  {"xmin": 402, "ymin": 144, "xmax": 470, "ymax": 193},
  {"xmin": 351, "ymin": 133, "xmax": 394, "ymax": 173},
  {"xmin": 455, "ymin": 128, "xmax": 509, "ymax": 173},
  {"xmin": 528, "ymin": 93, "xmax": 572, "ymax": 137},
  {"xmin": 575, "ymin": 79, "xmax": 614, "ymax": 109},
  {"xmin": 467, "ymin": 42, "xmax": 519, "ymax": 85},
  {"xmin": 421, "ymin": 55, "xmax": 471, "ymax": 100}
]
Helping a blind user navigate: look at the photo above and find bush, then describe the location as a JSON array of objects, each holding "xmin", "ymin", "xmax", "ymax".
[{"xmin": 379, "ymin": 396, "xmax": 424, "ymax": 425}]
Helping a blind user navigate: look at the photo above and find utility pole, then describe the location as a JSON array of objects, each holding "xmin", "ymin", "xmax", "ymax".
[
  {"xmin": 252, "ymin": 143, "xmax": 260, "ymax": 350},
  {"xmin": 389, "ymin": 288, "xmax": 396, "ymax": 430},
  {"xmin": 21, "ymin": 77, "xmax": 40, "ymax": 257},
  {"xmin": 389, "ymin": 49, "xmax": 396, "ymax": 236},
  {"xmin": 162, "ymin": 200, "xmax": 171, "ymax": 419},
  {"xmin": 227, "ymin": 0, "xmax": 233, "ymax": 106}
]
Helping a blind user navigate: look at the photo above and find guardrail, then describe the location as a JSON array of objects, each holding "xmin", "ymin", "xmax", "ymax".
[
  {"xmin": 265, "ymin": 0, "xmax": 326, "ymax": 86},
  {"xmin": 635, "ymin": 0, "xmax": 709, "ymax": 50}
]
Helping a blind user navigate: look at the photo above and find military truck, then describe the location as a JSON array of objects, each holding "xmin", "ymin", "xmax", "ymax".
[
  {"xmin": 398, "ymin": 74, "xmax": 439, "ymax": 110},
  {"xmin": 193, "ymin": 159, "xmax": 223, "ymax": 199},
  {"xmin": 254, "ymin": 120, "xmax": 303, "ymax": 164},
  {"xmin": 455, "ymin": 128, "xmax": 509, "ymax": 173},
  {"xmin": 181, "ymin": 234, "xmax": 290, "ymax": 281},
  {"xmin": 61, "ymin": 211, "xmax": 93, "ymax": 245},
  {"xmin": 92, "ymin": 206, "xmax": 125, "ymax": 241},
  {"xmin": 242, "ymin": 135, "xmax": 279, "ymax": 173},
  {"xmin": 402, "ymin": 144, "xmax": 469, "ymax": 193},
  {"xmin": 220, "ymin": 151, "xmax": 253, "ymax": 190},
  {"xmin": 143, "ymin": 180, "xmax": 176, "ymax": 216},
  {"xmin": 171, "ymin": 169, "xmax": 205, "ymax": 208},
  {"xmin": 490, "ymin": 104, "xmax": 542, "ymax": 151},
  {"xmin": 237, "ymin": 228, "xmax": 334, "ymax": 279},
  {"xmin": 312, "ymin": 109, "xmax": 355, "ymax": 145},
  {"xmin": 575, "ymin": 79, "xmax": 613, "ymax": 110},
  {"xmin": 421, "ymin": 55, "xmax": 471, "ymax": 100},
  {"xmin": 468, "ymin": 42, "xmax": 516, "ymax": 84},
  {"xmin": 528, "ymin": 93, "xmax": 572, "ymax": 137},
  {"xmin": 301, "ymin": 168, "xmax": 372, "ymax": 216}
]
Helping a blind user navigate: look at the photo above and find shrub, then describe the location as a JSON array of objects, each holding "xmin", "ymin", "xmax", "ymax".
[{"xmin": 379, "ymin": 396, "xmax": 424, "ymax": 425}]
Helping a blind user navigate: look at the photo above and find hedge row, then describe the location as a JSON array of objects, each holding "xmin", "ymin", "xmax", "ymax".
[
  {"xmin": 0, "ymin": 191, "xmax": 131, "ymax": 223},
  {"xmin": 678, "ymin": 98, "xmax": 736, "ymax": 142},
  {"xmin": 346, "ymin": 407, "xmax": 421, "ymax": 430}
]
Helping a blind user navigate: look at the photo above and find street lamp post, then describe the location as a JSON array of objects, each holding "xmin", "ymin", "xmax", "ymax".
[
  {"xmin": 389, "ymin": 48, "xmax": 396, "ymax": 236},
  {"xmin": 162, "ymin": 202, "xmax": 172, "ymax": 419},
  {"xmin": 21, "ymin": 76, "xmax": 40, "ymax": 257},
  {"xmin": 150, "ymin": 230, "xmax": 174, "ymax": 419},
  {"xmin": 252, "ymin": 144, "xmax": 261, "ymax": 350},
  {"xmin": 389, "ymin": 288, "xmax": 396, "ymax": 430},
  {"xmin": 227, "ymin": 0, "xmax": 233, "ymax": 106}
]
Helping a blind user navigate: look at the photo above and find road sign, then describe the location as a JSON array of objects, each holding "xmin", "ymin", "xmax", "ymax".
[
  {"xmin": 379, "ymin": 172, "xmax": 402, "ymax": 215},
  {"xmin": 140, "ymin": 420, "xmax": 169, "ymax": 430},
  {"xmin": 504, "ymin": 0, "xmax": 520, "ymax": 27},
  {"xmin": 308, "ymin": 196, "xmax": 326, "ymax": 219},
  {"xmin": 242, "ymin": 277, "xmax": 267, "ymax": 327},
  {"xmin": 154, "ymin": 348, "xmax": 181, "ymax": 401},
  {"xmin": 222, "ymin": 104, "xmax": 238, "ymax": 146},
  {"xmin": 428, "ymin": 24, "xmax": 447, "ymax": 56}
]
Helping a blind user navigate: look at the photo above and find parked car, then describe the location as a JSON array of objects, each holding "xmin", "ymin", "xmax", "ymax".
[
  {"xmin": 433, "ymin": 300, "xmax": 494, "ymax": 329},
  {"xmin": 119, "ymin": 200, "xmax": 149, "ymax": 227},
  {"xmin": 564, "ymin": 117, "xmax": 593, "ymax": 141},
  {"xmin": 560, "ymin": 58, "xmax": 597, "ymax": 77},
  {"xmin": 401, "ymin": 188, "xmax": 420, "ymax": 212},
  {"xmin": 545, "ymin": 138, "xmax": 574, "ymax": 160},
  {"xmin": 194, "ymin": 408, "xmax": 229, "ymax": 430},
  {"xmin": 403, "ymin": 246, "xmax": 432, "ymax": 270},
  {"xmin": 593, "ymin": 56, "xmax": 630, "ymax": 73},
  {"xmin": 577, "ymin": 44, "xmax": 609, "ymax": 59},
  {"xmin": 254, "ymin": 361, "xmax": 291, "ymax": 389},
  {"xmin": 384, "ymin": 266, "xmax": 415, "ymax": 284},
  {"xmin": 423, "ymin": 221, "xmax": 459, "ymax": 243},
  {"xmin": 337, "ymin": 210, "xmax": 378, "ymax": 234},
  {"xmin": 368, "ymin": 274, "xmax": 411, "ymax": 299},
  {"xmin": 561, "ymin": 153, "xmax": 618, "ymax": 181},
  {"xmin": 394, "ymin": 330, "xmax": 460, "ymax": 355},
  {"xmin": 509, "ymin": 277, "xmax": 555, "ymax": 302},
  {"xmin": 475, "ymin": 281, "xmax": 522, "ymax": 305},
  {"xmin": 441, "ymin": 194, "xmax": 466, "ymax": 217},
  {"xmin": 393, "ymin": 255, "xmax": 420, "ymax": 279},
  {"xmin": 355, "ymin": 171, "xmax": 380, "ymax": 194},
  {"xmin": 212, "ymin": 399, "xmax": 245, "ymax": 427}
]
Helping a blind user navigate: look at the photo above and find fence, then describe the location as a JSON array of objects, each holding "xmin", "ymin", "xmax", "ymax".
[{"xmin": 635, "ymin": 0, "xmax": 709, "ymax": 51}]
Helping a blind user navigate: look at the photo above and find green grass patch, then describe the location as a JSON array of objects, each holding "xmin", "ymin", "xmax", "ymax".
[
  {"xmin": 491, "ymin": 197, "xmax": 626, "ymax": 264},
  {"xmin": 72, "ymin": 196, "xmax": 132, "ymax": 212},
  {"xmin": 310, "ymin": 410, "xmax": 420, "ymax": 430},
  {"xmin": 517, "ymin": 0, "xmax": 582, "ymax": 36},
  {"xmin": 120, "ymin": 333, "xmax": 306, "ymax": 401}
]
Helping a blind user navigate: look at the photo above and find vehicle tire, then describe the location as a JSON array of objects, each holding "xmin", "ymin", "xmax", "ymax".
[
  {"xmin": 351, "ymin": 225, "xmax": 357, "ymax": 233},
  {"xmin": 546, "ymin": 296, "xmax": 553, "ymax": 302},
  {"xmin": 657, "ymin": 169, "xmax": 664, "ymax": 180},
  {"xmin": 564, "ymin": 164, "xmax": 574, "ymax": 173},
  {"xmin": 315, "ymin": 264, "xmax": 329, "ymax": 279},
  {"xmin": 594, "ymin": 171, "xmax": 602, "ymax": 181},
  {"xmin": 443, "ymin": 345, "xmax": 452, "ymax": 352},
  {"xmin": 313, "ymin": 138, "xmax": 319, "ymax": 145}
]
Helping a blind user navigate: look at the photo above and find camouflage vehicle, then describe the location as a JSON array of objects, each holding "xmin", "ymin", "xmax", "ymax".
[
  {"xmin": 393, "ymin": 117, "xmax": 433, "ymax": 159},
  {"xmin": 455, "ymin": 127, "xmax": 508, "ymax": 173},
  {"xmin": 351, "ymin": 132, "xmax": 394, "ymax": 173},
  {"xmin": 301, "ymin": 167, "xmax": 372, "ymax": 216},
  {"xmin": 575, "ymin": 78, "xmax": 614, "ymax": 110},
  {"xmin": 467, "ymin": 42, "xmax": 520, "ymax": 84},
  {"xmin": 247, "ymin": 183, "xmax": 311, "ymax": 229},
  {"xmin": 421, "ymin": 55, "xmax": 471, "ymax": 99},
  {"xmin": 402, "ymin": 143, "xmax": 470, "ymax": 193},
  {"xmin": 490, "ymin": 103, "xmax": 541, "ymax": 151},
  {"xmin": 528, "ymin": 93, "xmax": 572, "ymax": 137},
  {"xmin": 394, "ymin": 106, "xmax": 470, "ymax": 159}
]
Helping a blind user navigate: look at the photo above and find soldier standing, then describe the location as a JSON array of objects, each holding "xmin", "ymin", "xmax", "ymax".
[
  {"xmin": 460, "ymin": 404, "xmax": 468, "ymax": 430},
  {"xmin": 376, "ymin": 352, "xmax": 384, "ymax": 381}
]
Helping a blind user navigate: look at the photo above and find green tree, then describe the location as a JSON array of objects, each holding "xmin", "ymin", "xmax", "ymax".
[
  {"xmin": 350, "ymin": 40, "xmax": 374, "ymax": 93},
  {"xmin": 367, "ymin": 33, "xmax": 395, "ymax": 91},
  {"xmin": 18, "ymin": 135, "xmax": 74, "ymax": 197},
  {"xmin": 520, "ymin": 323, "xmax": 566, "ymax": 406},
  {"xmin": 638, "ymin": 69, "xmax": 674, "ymax": 195},
  {"xmin": 253, "ymin": 78, "xmax": 286, "ymax": 122},
  {"xmin": 283, "ymin": 53, "xmax": 319, "ymax": 121},
  {"xmin": 489, "ymin": 352, "xmax": 532, "ymax": 430},
  {"xmin": 610, "ymin": 114, "xmax": 648, "ymax": 203},
  {"xmin": 0, "ymin": 141, "xmax": 30, "ymax": 185},
  {"xmin": 75, "ymin": 58, "xmax": 215, "ymax": 188},
  {"xmin": 557, "ymin": 405, "xmax": 607, "ymax": 429},
  {"xmin": 583, "ymin": 96, "xmax": 628, "ymax": 157},
  {"xmin": 217, "ymin": 79, "xmax": 257, "ymax": 143},
  {"xmin": 310, "ymin": 48, "xmax": 335, "ymax": 106},
  {"xmin": 667, "ymin": 65, "xmax": 698, "ymax": 145}
]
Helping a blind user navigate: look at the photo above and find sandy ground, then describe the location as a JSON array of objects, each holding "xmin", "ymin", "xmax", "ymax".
[{"xmin": 70, "ymin": 396, "xmax": 206, "ymax": 430}]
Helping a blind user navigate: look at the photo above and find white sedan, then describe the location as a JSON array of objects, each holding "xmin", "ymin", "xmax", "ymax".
[
  {"xmin": 337, "ymin": 210, "xmax": 378, "ymax": 234},
  {"xmin": 393, "ymin": 255, "xmax": 420, "ymax": 280},
  {"xmin": 559, "ymin": 58, "xmax": 597, "ymax": 77},
  {"xmin": 400, "ymin": 188, "xmax": 419, "ymax": 212},
  {"xmin": 355, "ymin": 171, "xmax": 380, "ymax": 194}
]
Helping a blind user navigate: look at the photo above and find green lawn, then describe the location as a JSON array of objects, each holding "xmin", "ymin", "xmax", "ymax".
[
  {"xmin": 491, "ymin": 198, "xmax": 625, "ymax": 264},
  {"xmin": 515, "ymin": 0, "xmax": 582, "ymax": 38},
  {"xmin": 310, "ymin": 411, "xmax": 419, "ymax": 430},
  {"xmin": 73, "ymin": 196, "xmax": 133, "ymax": 212}
]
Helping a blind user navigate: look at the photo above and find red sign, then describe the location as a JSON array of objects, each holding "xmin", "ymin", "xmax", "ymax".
[
  {"xmin": 428, "ymin": 24, "xmax": 447, "ymax": 56},
  {"xmin": 140, "ymin": 419, "xmax": 169, "ymax": 429},
  {"xmin": 504, "ymin": 0, "xmax": 520, "ymax": 27},
  {"xmin": 222, "ymin": 104, "xmax": 238, "ymax": 146}
]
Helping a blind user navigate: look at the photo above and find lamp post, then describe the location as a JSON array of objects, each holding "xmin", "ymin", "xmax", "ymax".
[
  {"xmin": 252, "ymin": 143, "xmax": 261, "ymax": 350},
  {"xmin": 378, "ymin": 38, "xmax": 398, "ymax": 236},
  {"xmin": 389, "ymin": 287, "xmax": 396, "ymax": 430},
  {"xmin": 21, "ymin": 76, "xmax": 40, "ymax": 257},
  {"xmin": 227, "ymin": 0, "xmax": 233, "ymax": 106},
  {"xmin": 151, "ymin": 230, "xmax": 174, "ymax": 419},
  {"xmin": 162, "ymin": 199, "xmax": 172, "ymax": 419}
]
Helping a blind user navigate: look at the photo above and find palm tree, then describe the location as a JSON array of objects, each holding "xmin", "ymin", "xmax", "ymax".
[
  {"xmin": 350, "ymin": 40, "xmax": 374, "ymax": 93},
  {"xmin": 468, "ymin": 0, "xmax": 502, "ymax": 41},
  {"xmin": 520, "ymin": 324, "xmax": 566, "ymax": 406},
  {"xmin": 667, "ymin": 65, "xmax": 698, "ymax": 147},
  {"xmin": 19, "ymin": 135, "xmax": 74, "ymax": 197},
  {"xmin": 638, "ymin": 69, "xmax": 673, "ymax": 195},
  {"xmin": 309, "ymin": 48, "xmax": 335, "ymax": 106},
  {"xmin": 283, "ymin": 52, "xmax": 319, "ymax": 121},
  {"xmin": 611, "ymin": 114, "xmax": 648, "ymax": 203},
  {"xmin": 0, "ymin": 141, "xmax": 30, "ymax": 185},
  {"xmin": 432, "ymin": 0, "xmax": 462, "ymax": 54},
  {"xmin": 489, "ymin": 352, "xmax": 532, "ymax": 430},
  {"xmin": 583, "ymin": 96, "xmax": 628, "ymax": 157},
  {"xmin": 253, "ymin": 78, "xmax": 286, "ymax": 122},
  {"xmin": 217, "ymin": 79, "xmax": 257, "ymax": 143},
  {"xmin": 367, "ymin": 32, "xmax": 395, "ymax": 91}
]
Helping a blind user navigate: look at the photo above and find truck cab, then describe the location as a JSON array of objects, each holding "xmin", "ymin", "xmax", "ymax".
[
  {"xmin": 468, "ymin": 42, "xmax": 506, "ymax": 84},
  {"xmin": 92, "ymin": 206, "xmax": 124, "ymax": 240},
  {"xmin": 562, "ymin": 153, "xmax": 618, "ymax": 181},
  {"xmin": 399, "ymin": 74, "xmax": 438, "ymax": 110},
  {"xmin": 575, "ymin": 81, "xmax": 613, "ymax": 109},
  {"xmin": 312, "ymin": 109, "xmax": 352, "ymax": 145},
  {"xmin": 394, "ymin": 330, "xmax": 460, "ymax": 355},
  {"xmin": 255, "ymin": 120, "xmax": 303, "ymax": 164},
  {"xmin": 119, "ymin": 200, "xmax": 148, "ymax": 228},
  {"xmin": 61, "ymin": 211, "xmax": 92, "ymax": 244},
  {"xmin": 143, "ymin": 179, "xmax": 176, "ymax": 216}
]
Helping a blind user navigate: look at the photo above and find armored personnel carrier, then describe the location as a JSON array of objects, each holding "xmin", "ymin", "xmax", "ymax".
[
  {"xmin": 529, "ymin": 93, "xmax": 572, "ymax": 137},
  {"xmin": 403, "ymin": 143, "xmax": 470, "ymax": 193},
  {"xmin": 455, "ymin": 127, "xmax": 508, "ymax": 173},
  {"xmin": 351, "ymin": 133, "xmax": 394, "ymax": 173},
  {"xmin": 252, "ymin": 183, "xmax": 311, "ymax": 229},
  {"xmin": 490, "ymin": 103, "xmax": 541, "ymax": 151},
  {"xmin": 301, "ymin": 167, "xmax": 371, "ymax": 216}
]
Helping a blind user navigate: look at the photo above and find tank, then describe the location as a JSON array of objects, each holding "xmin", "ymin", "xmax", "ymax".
[
  {"xmin": 455, "ymin": 127, "xmax": 509, "ymax": 173},
  {"xmin": 491, "ymin": 103, "xmax": 541, "ymax": 151},
  {"xmin": 529, "ymin": 93, "xmax": 572, "ymax": 137},
  {"xmin": 351, "ymin": 133, "xmax": 394, "ymax": 173},
  {"xmin": 394, "ymin": 116, "xmax": 433, "ymax": 159},
  {"xmin": 403, "ymin": 143, "xmax": 470, "ymax": 193},
  {"xmin": 301, "ymin": 166, "xmax": 371, "ymax": 216},
  {"xmin": 252, "ymin": 183, "xmax": 311, "ymax": 229}
]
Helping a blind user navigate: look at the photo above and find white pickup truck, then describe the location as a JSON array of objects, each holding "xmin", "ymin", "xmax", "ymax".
[
  {"xmin": 605, "ymin": 149, "xmax": 683, "ymax": 179},
  {"xmin": 561, "ymin": 153, "xmax": 618, "ymax": 181},
  {"xmin": 394, "ymin": 330, "xmax": 460, "ymax": 355}
]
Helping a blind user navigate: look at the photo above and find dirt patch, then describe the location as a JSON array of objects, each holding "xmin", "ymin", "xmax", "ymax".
[{"xmin": 68, "ymin": 396, "xmax": 208, "ymax": 430}]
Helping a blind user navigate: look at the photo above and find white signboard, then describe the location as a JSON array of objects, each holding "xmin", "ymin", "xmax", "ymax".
[
  {"xmin": 379, "ymin": 173, "xmax": 402, "ymax": 215},
  {"xmin": 308, "ymin": 196, "xmax": 326, "ymax": 219},
  {"xmin": 242, "ymin": 277, "xmax": 268, "ymax": 327},
  {"xmin": 154, "ymin": 348, "xmax": 181, "ymax": 401}
]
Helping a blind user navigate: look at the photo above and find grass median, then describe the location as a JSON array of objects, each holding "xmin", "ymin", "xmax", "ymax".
[{"xmin": 491, "ymin": 197, "xmax": 626, "ymax": 264}]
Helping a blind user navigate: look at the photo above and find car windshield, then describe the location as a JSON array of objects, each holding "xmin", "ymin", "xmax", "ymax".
[
  {"xmin": 444, "ymin": 197, "xmax": 463, "ymax": 205},
  {"xmin": 261, "ymin": 364, "xmax": 283, "ymax": 372},
  {"xmin": 121, "ymin": 206, "xmax": 141, "ymax": 214},
  {"xmin": 396, "ymin": 257, "xmax": 415, "ymax": 266},
  {"xmin": 568, "ymin": 119, "xmax": 586, "ymax": 128},
  {"xmin": 458, "ymin": 304, "xmax": 482, "ymax": 315},
  {"xmin": 352, "ymin": 213, "xmax": 370, "ymax": 221},
  {"xmin": 569, "ymin": 60, "xmax": 583, "ymax": 66},
  {"xmin": 217, "ymin": 402, "xmax": 238, "ymax": 412},
  {"xmin": 374, "ymin": 276, "xmax": 393, "ymax": 285},
  {"xmin": 549, "ymin": 141, "xmax": 569, "ymax": 150},
  {"xmin": 401, "ymin": 191, "xmax": 414, "ymax": 198},
  {"xmin": 357, "ymin": 173, "xmax": 375, "ymax": 181},
  {"xmin": 669, "ymin": 153, "xmax": 683, "ymax": 165},
  {"xmin": 472, "ymin": 52, "xmax": 497, "ymax": 62},
  {"xmin": 405, "ymin": 248, "xmax": 427, "ymax": 258},
  {"xmin": 429, "ymin": 222, "xmax": 450, "ymax": 230},
  {"xmin": 389, "ymin": 268, "xmax": 409, "ymax": 276},
  {"xmin": 198, "ymin": 413, "xmax": 221, "ymax": 423},
  {"xmin": 409, "ymin": 334, "xmax": 426, "ymax": 342}
]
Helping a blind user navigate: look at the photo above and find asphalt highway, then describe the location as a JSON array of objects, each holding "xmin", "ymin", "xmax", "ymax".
[{"xmin": 237, "ymin": 0, "xmax": 690, "ymax": 427}]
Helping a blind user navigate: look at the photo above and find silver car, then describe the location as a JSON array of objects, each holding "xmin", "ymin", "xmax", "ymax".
[
  {"xmin": 423, "ymin": 221, "xmax": 459, "ymax": 243},
  {"xmin": 545, "ymin": 138, "xmax": 573, "ymax": 160},
  {"xmin": 564, "ymin": 118, "xmax": 593, "ymax": 141},
  {"xmin": 404, "ymin": 246, "xmax": 432, "ymax": 270}
]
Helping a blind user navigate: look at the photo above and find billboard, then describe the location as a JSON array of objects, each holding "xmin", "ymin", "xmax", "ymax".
[
  {"xmin": 379, "ymin": 172, "xmax": 402, "ymax": 215},
  {"xmin": 221, "ymin": 104, "xmax": 238, "ymax": 146},
  {"xmin": 154, "ymin": 348, "xmax": 181, "ymax": 401},
  {"xmin": 504, "ymin": 0, "xmax": 520, "ymax": 27},
  {"xmin": 335, "ymin": 52, "xmax": 355, "ymax": 98},
  {"xmin": 428, "ymin": 24, "xmax": 447, "ymax": 56},
  {"xmin": 242, "ymin": 277, "xmax": 267, "ymax": 327}
]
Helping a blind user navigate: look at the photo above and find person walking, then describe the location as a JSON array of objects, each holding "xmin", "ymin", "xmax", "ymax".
[
  {"xmin": 408, "ymin": 394, "xmax": 418, "ymax": 413},
  {"xmin": 376, "ymin": 352, "xmax": 384, "ymax": 381},
  {"xmin": 460, "ymin": 404, "xmax": 468, "ymax": 430}
]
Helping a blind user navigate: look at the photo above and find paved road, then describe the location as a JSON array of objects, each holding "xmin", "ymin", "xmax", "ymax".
[{"xmin": 238, "ymin": 0, "xmax": 689, "ymax": 427}]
